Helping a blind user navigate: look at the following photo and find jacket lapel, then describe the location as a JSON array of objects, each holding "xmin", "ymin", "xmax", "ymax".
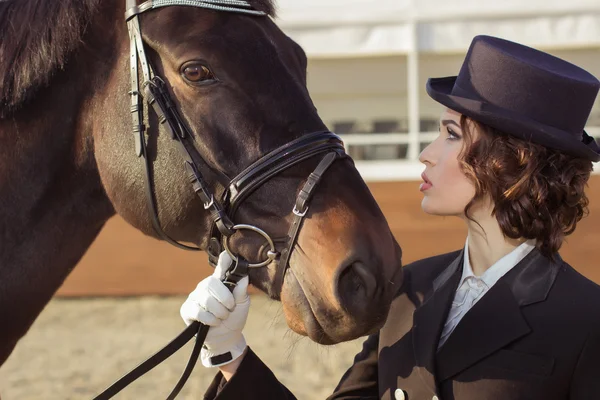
[
  {"xmin": 435, "ymin": 279, "xmax": 531, "ymax": 381},
  {"xmin": 412, "ymin": 251, "xmax": 464, "ymax": 393},
  {"xmin": 435, "ymin": 248, "xmax": 561, "ymax": 381}
]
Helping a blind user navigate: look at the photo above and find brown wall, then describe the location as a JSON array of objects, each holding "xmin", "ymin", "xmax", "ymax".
[{"xmin": 57, "ymin": 176, "xmax": 600, "ymax": 296}]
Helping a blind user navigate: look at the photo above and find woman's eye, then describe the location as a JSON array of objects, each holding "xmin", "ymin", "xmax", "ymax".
[
  {"xmin": 447, "ymin": 128, "xmax": 460, "ymax": 140},
  {"xmin": 182, "ymin": 64, "xmax": 215, "ymax": 83}
]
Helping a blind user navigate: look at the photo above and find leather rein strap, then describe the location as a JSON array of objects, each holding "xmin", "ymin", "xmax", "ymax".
[
  {"xmin": 93, "ymin": 1, "xmax": 345, "ymax": 399},
  {"xmin": 93, "ymin": 260, "xmax": 250, "ymax": 400}
]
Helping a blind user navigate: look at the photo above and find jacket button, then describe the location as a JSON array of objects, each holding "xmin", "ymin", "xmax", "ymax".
[{"xmin": 394, "ymin": 389, "xmax": 406, "ymax": 400}]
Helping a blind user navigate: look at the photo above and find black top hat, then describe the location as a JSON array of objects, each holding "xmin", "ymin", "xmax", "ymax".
[{"xmin": 426, "ymin": 35, "xmax": 600, "ymax": 162}]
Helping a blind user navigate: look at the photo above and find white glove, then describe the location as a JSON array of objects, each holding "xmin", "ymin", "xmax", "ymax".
[{"xmin": 180, "ymin": 252, "xmax": 250, "ymax": 368}]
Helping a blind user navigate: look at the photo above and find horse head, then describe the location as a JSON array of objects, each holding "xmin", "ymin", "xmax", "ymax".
[{"xmin": 91, "ymin": 0, "xmax": 403, "ymax": 344}]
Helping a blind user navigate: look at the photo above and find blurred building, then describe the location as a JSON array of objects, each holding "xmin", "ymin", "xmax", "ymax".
[{"xmin": 274, "ymin": 0, "xmax": 600, "ymax": 181}]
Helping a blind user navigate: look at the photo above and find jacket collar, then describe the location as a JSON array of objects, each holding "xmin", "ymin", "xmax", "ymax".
[{"xmin": 432, "ymin": 246, "xmax": 559, "ymax": 306}]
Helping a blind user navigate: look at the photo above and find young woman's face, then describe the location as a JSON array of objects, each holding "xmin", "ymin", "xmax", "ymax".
[{"xmin": 418, "ymin": 108, "xmax": 477, "ymax": 216}]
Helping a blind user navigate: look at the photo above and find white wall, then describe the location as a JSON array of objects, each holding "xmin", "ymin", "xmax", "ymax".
[
  {"xmin": 307, "ymin": 56, "xmax": 408, "ymax": 125},
  {"xmin": 307, "ymin": 48, "xmax": 600, "ymax": 130}
]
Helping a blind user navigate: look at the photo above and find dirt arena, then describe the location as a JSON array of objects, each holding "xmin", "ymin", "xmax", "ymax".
[
  {"xmin": 0, "ymin": 295, "xmax": 364, "ymax": 399},
  {"xmin": 1, "ymin": 179, "xmax": 599, "ymax": 399}
]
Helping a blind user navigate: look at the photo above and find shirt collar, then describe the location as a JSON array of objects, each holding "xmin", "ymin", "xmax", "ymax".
[{"xmin": 462, "ymin": 237, "xmax": 537, "ymax": 288}]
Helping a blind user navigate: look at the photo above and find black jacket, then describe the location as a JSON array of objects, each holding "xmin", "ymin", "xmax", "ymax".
[{"xmin": 204, "ymin": 249, "xmax": 600, "ymax": 400}]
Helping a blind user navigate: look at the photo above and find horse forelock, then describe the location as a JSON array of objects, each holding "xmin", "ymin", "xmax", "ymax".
[
  {"xmin": 0, "ymin": 0, "xmax": 102, "ymax": 114},
  {"xmin": 248, "ymin": 0, "xmax": 277, "ymax": 16}
]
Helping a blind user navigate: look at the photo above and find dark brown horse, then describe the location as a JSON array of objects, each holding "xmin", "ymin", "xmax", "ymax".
[{"xmin": 0, "ymin": 0, "xmax": 402, "ymax": 369}]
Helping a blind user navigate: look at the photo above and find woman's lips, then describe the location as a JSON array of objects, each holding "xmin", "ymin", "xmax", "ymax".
[{"xmin": 420, "ymin": 172, "xmax": 432, "ymax": 192}]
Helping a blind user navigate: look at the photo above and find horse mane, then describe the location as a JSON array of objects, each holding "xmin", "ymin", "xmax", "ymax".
[
  {"xmin": 0, "ymin": 0, "xmax": 102, "ymax": 113},
  {"xmin": 0, "ymin": 0, "xmax": 276, "ymax": 113}
]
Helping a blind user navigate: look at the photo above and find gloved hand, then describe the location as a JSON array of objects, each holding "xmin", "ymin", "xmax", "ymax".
[{"xmin": 180, "ymin": 251, "xmax": 250, "ymax": 368}]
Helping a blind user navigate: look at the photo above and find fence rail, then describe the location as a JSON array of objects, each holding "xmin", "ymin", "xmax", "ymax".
[{"xmin": 340, "ymin": 126, "xmax": 600, "ymax": 181}]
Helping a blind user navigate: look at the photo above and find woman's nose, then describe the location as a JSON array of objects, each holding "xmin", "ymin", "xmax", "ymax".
[{"xmin": 419, "ymin": 142, "xmax": 434, "ymax": 164}]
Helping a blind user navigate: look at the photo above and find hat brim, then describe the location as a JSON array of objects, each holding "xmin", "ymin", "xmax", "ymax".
[{"xmin": 426, "ymin": 76, "xmax": 600, "ymax": 162}]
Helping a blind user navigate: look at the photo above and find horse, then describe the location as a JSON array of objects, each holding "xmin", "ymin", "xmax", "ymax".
[{"xmin": 0, "ymin": 0, "xmax": 403, "ymax": 371}]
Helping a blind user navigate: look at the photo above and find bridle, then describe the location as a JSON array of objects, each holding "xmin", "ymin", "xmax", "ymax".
[{"xmin": 93, "ymin": 0, "xmax": 346, "ymax": 398}]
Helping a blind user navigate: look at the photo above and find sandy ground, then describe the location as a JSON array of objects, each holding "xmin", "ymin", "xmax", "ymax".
[{"xmin": 0, "ymin": 295, "xmax": 364, "ymax": 400}]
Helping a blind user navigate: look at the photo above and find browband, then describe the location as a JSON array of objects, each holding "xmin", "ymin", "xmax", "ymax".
[{"xmin": 125, "ymin": 0, "xmax": 266, "ymax": 20}]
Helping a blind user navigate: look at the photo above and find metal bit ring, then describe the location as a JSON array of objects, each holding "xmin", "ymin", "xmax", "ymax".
[{"xmin": 223, "ymin": 224, "xmax": 278, "ymax": 268}]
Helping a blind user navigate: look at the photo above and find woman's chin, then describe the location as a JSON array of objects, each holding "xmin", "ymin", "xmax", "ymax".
[
  {"xmin": 421, "ymin": 197, "xmax": 440, "ymax": 214},
  {"xmin": 421, "ymin": 197, "xmax": 433, "ymax": 214},
  {"xmin": 421, "ymin": 198, "xmax": 460, "ymax": 217}
]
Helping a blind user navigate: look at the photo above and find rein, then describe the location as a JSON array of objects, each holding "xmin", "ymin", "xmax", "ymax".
[{"xmin": 93, "ymin": 0, "xmax": 345, "ymax": 398}]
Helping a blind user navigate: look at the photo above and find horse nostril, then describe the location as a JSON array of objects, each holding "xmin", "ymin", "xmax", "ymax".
[{"xmin": 336, "ymin": 261, "xmax": 377, "ymax": 312}]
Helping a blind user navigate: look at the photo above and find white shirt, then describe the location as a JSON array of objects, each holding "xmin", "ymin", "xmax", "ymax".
[{"xmin": 437, "ymin": 238, "xmax": 536, "ymax": 349}]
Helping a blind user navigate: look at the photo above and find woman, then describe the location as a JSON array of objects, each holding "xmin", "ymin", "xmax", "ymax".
[{"xmin": 180, "ymin": 35, "xmax": 600, "ymax": 399}]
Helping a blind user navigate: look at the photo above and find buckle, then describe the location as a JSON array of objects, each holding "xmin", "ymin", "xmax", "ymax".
[{"xmin": 293, "ymin": 205, "xmax": 308, "ymax": 217}]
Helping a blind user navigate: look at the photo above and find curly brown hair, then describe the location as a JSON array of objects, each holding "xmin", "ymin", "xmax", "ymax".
[{"xmin": 459, "ymin": 116, "xmax": 593, "ymax": 258}]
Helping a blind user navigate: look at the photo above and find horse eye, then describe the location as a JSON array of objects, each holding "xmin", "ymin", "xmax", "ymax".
[{"xmin": 182, "ymin": 64, "xmax": 215, "ymax": 83}]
